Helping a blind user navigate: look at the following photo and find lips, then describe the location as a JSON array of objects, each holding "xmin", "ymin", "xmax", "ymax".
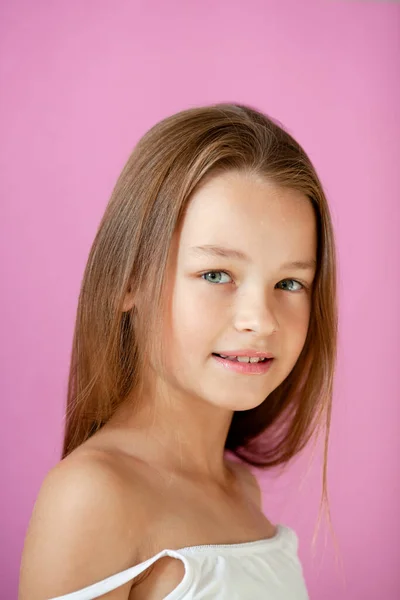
[
  {"xmin": 212, "ymin": 353, "xmax": 274, "ymax": 374},
  {"xmin": 213, "ymin": 353, "xmax": 270, "ymax": 363},
  {"xmin": 212, "ymin": 349, "xmax": 274, "ymax": 359}
]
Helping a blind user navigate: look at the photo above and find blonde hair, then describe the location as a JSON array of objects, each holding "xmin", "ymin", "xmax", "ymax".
[{"xmin": 62, "ymin": 102, "xmax": 338, "ymax": 547}]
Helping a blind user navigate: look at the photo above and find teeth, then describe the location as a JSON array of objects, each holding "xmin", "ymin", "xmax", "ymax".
[
  {"xmin": 218, "ymin": 354, "xmax": 266, "ymax": 363},
  {"xmin": 237, "ymin": 356, "xmax": 264, "ymax": 363}
]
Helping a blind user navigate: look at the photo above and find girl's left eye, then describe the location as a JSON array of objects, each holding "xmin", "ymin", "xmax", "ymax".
[
  {"xmin": 277, "ymin": 279, "xmax": 305, "ymax": 292},
  {"xmin": 201, "ymin": 271, "xmax": 232, "ymax": 284}
]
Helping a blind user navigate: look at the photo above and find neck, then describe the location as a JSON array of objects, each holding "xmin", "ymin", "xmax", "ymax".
[{"xmin": 109, "ymin": 378, "xmax": 235, "ymax": 485}]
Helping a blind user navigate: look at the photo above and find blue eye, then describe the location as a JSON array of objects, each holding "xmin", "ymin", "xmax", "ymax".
[
  {"xmin": 277, "ymin": 279, "xmax": 304, "ymax": 292},
  {"xmin": 201, "ymin": 273, "xmax": 306, "ymax": 291},
  {"xmin": 201, "ymin": 271, "xmax": 232, "ymax": 284}
]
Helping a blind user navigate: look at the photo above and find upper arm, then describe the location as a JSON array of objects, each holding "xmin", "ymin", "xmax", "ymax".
[{"xmin": 18, "ymin": 453, "xmax": 143, "ymax": 600}]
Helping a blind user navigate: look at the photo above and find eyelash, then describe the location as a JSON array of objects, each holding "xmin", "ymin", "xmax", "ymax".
[{"xmin": 200, "ymin": 270, "xmax": 308, "ymax": 292}]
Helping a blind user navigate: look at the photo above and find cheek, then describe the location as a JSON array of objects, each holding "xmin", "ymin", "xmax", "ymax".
[
  {"xmin": 176, "ymin": 280, "xmax": 223, "ymax": 324},
  {"xmin": 280, "ymin": 300, "xmax": 311, "ymax": 352},
  {"xmin": 168, "ymin": 284, "xmax": 217, "ymax": 352}
]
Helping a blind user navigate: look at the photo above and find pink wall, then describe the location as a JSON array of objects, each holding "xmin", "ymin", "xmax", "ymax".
[{"xmin": 1, "ymin": 1, "xmax": 399, "ymax": 597}]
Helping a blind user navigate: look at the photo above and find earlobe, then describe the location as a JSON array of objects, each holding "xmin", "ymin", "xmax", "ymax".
[
  {"xmin": 121, "ymin": 285, "xmax": 135, "ymax": 312},
  {"xmin": 122, "ymin": 298, "xmax": 135, "ymax": 312}
]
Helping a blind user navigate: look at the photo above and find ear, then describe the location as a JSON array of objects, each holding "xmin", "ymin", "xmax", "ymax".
[{"xmin": 121, "ymin": 283, "xmax": 135, "ymax": 312}]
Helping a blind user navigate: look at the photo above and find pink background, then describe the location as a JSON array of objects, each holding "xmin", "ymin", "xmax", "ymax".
[{"xmin": 1, "ymin": 1, "xmax": 399, "ymax": 598}]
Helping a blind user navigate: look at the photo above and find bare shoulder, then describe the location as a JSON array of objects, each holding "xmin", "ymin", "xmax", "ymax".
[
  {"xmin": 228, "ymin": 459, "xmax": 263, "ymax": 509},
  {"xmin": 18, "ymin": 448, "xmax": 150, "ymax": 600}
]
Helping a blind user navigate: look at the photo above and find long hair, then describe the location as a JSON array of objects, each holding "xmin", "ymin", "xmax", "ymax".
[{"xmin": 62, "ymin": 102, "xmax": 338, "ymax": 542}]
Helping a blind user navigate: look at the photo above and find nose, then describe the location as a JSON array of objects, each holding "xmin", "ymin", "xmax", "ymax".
[{"xmin": 233, "ymin": 292, "xmax": 279, "ymax": 336}]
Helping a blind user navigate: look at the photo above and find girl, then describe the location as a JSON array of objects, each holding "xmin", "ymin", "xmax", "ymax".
[{"xmin": 19, "ymin": 103, "xmax": 338, "ymax": 600}]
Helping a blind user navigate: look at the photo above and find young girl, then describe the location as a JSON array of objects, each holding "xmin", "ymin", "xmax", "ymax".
[{"xmin": 19, "ymin": 103, "xmax": 338, "ymax": 600}]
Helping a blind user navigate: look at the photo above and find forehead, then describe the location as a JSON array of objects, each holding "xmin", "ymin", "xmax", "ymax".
[{"xmin": 177, "ymin": 171, "xmax": 316, "ymax": 259}]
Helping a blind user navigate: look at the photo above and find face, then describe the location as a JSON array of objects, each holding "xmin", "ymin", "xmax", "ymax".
[{"xmin": 154, "ymin": 170, "xmax": 317, "ymax": 412}]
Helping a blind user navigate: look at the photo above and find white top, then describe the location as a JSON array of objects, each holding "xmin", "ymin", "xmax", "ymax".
[{"xmin": 48, "ymin": 524, "xmax": 309, "ymax": 599}]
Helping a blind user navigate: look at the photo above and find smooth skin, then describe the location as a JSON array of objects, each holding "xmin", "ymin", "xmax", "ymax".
[{"xmin": 19, "ymin": 170, "xmax": 317, "ymax": 599}]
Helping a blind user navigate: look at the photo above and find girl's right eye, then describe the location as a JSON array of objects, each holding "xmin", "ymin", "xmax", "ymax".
[{"xmin": 201, "ymin": 271, "xmax": 232, "ymax": 284}]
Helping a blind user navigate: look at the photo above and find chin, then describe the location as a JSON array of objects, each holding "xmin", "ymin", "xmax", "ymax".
[{"xmin": 209, "ymin": 392, "xmax": 270, "ymax": 413}]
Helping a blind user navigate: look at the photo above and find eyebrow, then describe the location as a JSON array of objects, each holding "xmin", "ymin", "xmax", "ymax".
[{"xmin": 189, "ymin": 245, "xmax": 317, "ymax": 271}]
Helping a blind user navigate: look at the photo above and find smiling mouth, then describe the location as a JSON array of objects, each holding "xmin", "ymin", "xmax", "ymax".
[
  {"xmin": 212, "ymin": 353, "xmax": 271, "ymax": 363},
  {"xmin": 211, "ymin": 353, "xmax": 274, "ymax": 375}
]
